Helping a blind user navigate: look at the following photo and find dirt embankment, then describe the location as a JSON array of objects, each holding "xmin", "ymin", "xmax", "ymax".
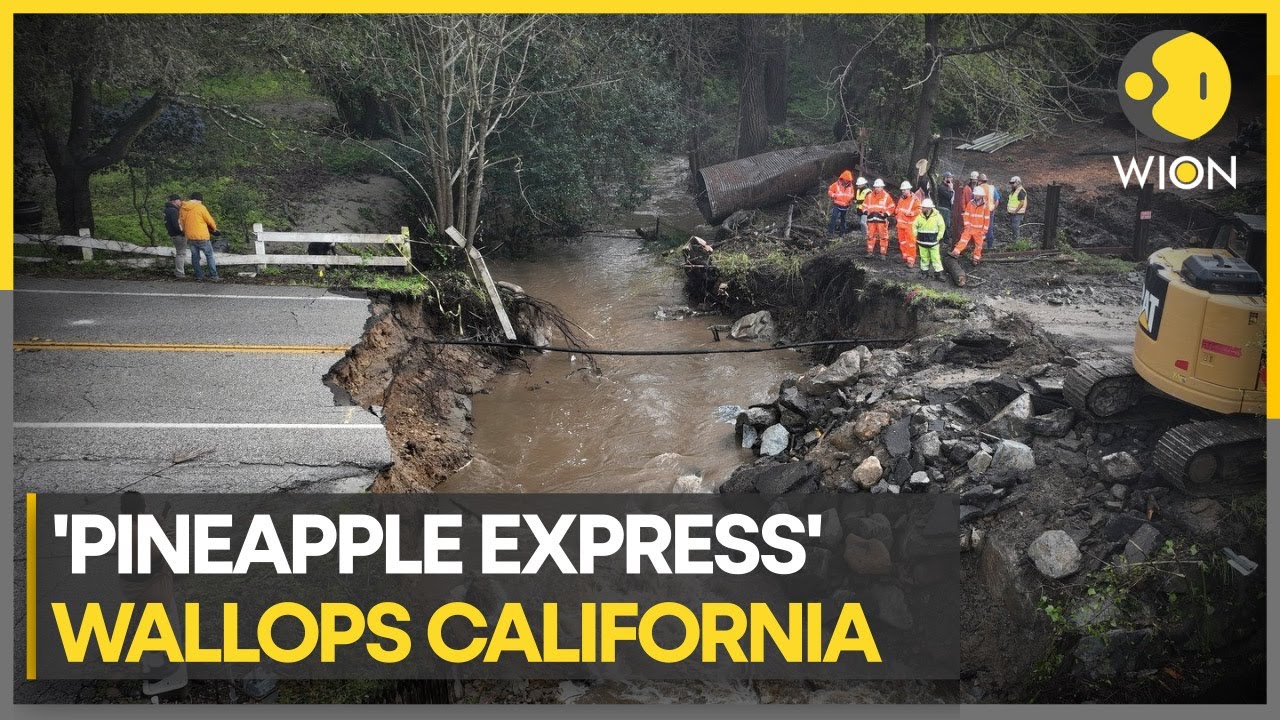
[{"xmin": 323, "ymin": 281, "xmax": 557, "ymax": 491}]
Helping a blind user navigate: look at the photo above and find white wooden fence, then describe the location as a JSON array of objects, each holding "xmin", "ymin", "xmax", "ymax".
[{"xmin": 14, "ymin": 226, "xmax": 412, "ymax": 271}]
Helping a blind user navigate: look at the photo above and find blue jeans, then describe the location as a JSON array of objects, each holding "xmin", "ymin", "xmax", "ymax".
[
  {"xmin": 189, "ymin": 240, "xmax": 219, "ymax": 279},
  {"xmin": 1009, "ymin": 213, "xmax": 1023, "ymax": 241},
  {"xmin": 828, "ymin": 205, "xmax": 850, "ymax": 235},
  {"xmin": 985, "ymin": 213, "xmax": 996, "ymax": 246}
]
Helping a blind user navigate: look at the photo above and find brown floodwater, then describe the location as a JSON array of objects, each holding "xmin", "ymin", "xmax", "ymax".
[{"xmin": 437, "ymin": 234, "xmax": 808, "ymax": 494}]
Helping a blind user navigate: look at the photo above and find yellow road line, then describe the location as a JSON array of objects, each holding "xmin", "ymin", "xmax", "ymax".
[
  {"xmin": 26, "ymin": 493, "xmax": 36, "ymax": 681},
  {"xmin": 14, "ymin": 340, "xmax": 350, "ymax": 354}
]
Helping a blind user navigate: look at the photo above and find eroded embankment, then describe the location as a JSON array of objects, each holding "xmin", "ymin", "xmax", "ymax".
[
  {"xmin": 323, "ymin": 281, "xmax": 555, "ymax": 492},
  {"xmin": 685, "ymin": 244, "xmax": 1267, "ymax": 703}
]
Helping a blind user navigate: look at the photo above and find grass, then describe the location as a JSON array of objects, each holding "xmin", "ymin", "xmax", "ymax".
[
  {"xmin": 1060, "ymin": 247, "xmax": 1138, "ymax": 275},
  {"xmin": 713, "ymin": 249, "xmax": 804, "ymax": 284},
  {"xmin": 890, "ymin": 280, "xmax": 971, "ymax": 309},
  {"xmin": 197, "ymin": 70, "xmax": 315, "ymax": 104}
]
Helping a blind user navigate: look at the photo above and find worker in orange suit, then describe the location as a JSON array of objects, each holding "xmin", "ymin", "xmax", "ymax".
[
  {"xmin": 827, "ymin": 170, "xmax": 856, "ymax": 236},
  {"xmin": 894, "ymin": 180, "xmax": 922, "ymax": 268},
  {"xmin": 862, "ymin": 179, "xmax": 894, "ymax": 259},
  {"xmin": 950, "ymin": 183, "xmax": 991, "ymax": 264}
]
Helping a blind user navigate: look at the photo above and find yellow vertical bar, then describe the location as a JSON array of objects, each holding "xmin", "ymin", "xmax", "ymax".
[{"xmin": 26, "ymin": 493, "xmax": 36, "ymax": 680}]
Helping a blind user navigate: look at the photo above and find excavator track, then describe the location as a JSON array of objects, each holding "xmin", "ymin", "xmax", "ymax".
[
  {"xmin": 1063, "ymin": 359, "xmax": 1142, "ymax": 420},
  {"xmin": 1155, "ymin": 418, "xmax": 1266, "ymax": 497}
]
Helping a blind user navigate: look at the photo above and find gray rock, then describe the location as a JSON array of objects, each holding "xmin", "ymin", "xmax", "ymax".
[
  {"xmin": 1166, "ymin": 498, "xmax": 1223, "ymax": 536},
  {"xmin": 1100, "ymin": 451, "xmax": 1143, "ymax": 482},
  {"xmin": 730, "ymin": 310, "xmax": 776, "ymax": 342},
  {"xmin": 740, "ymin": 424, "xmax": 759, "ymax": 450},
  {"xmin": 795, "ymin": 366, "xmax": 831, "ymax": 396},
  {"xmin": 672, "ymin": 473, "xmax": 709, "ymax": 493},
  {"xmin": 714, "ymin": 404, "xmax": 744, "ymax": 424},
  {"xmin": 909, "ymin": 471, "xmax": 931, "ymax": 488},
  {"xmin": 958, "ymin": 504, "xmax": 984, "ymax": 523},
  {"xmin": 947, "ymin": 440, "xmax": 979, "ymax": 465},
  {"xmin": 818, "ymin": 508, "xmax": 842, "ymax": 546},
  {"xmin": 917, "ymin": 431, "xmax": 942, "ymax": 460},
  {"xmin": 1027, "ymin": 407, "xmax": 1076, "ymax": 438},
  {"xmin": 985, "ymin": 392, "xmax": 1034, "ymax": 438},
  {"xmin": 991, "ymin": 440, "xmax": 1036, "ymax": 472},
  {"xmin": 870, "ymin": 481, "xmax": 900, "ymax": 494},
  {"xmin": 742, "ymin": 406, "xmax": 778, "ymax": 427},
  {"xmin": 967, "ymin": 450, "xmax": 993, "ymax": 473},
  {"xmin": 885, "ymin": 417, "xmax": 913, "ymax": 458},
  {"xmin": 853, "ymin": 455, "xmax": 883, "ymax": 489},
  {"xmin": 873, "ymin": 585, "xmax": 914, "ymax": 630},
  {"xmin": 779, "ymin": 386, "xmax": 818, "ymax": 420},
  {"xmin": 1028, "ymin": 529, "xmax": 1082, "ymax": 579},
  {"xmin": 811, "ymin": 346, "xmax": 868, "ymax": 388},
  {"xmin": 759, "ymin": 424, "xmax": 790, "ymax": 456},
  {"xmin": 1122, "ymin": 523, "xmax": 1164, "ymax": 565},
  {"xmin": 1110, "ymin": 483, "xmax": 1130, "ymax": 500},
  {"xmin": 849, "ymin": 513, "xmax": 894, "ymax": 549}
]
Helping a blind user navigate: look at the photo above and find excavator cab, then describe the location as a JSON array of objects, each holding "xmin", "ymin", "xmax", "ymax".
[{"xmin": 1065, "ymin": 213, "xmax": 1266, "ymax": 496}]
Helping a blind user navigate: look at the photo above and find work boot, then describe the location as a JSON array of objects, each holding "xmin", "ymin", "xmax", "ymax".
[
  {"xmin": 935, "ymin": 271, "xmax": 945, "ymax": 282},
  {"xmin": 864, "ymin": 250, "xmax": 874, "ymax": 259}
]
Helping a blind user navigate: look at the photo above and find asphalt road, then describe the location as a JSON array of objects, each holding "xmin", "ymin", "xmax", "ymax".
[{"xmin": 12, "ymin": 277, "xmax": 389, "ymax": 494}]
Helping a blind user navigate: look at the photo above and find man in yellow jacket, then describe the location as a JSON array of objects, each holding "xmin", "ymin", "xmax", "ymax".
[
  {"xmin": 178, "ymin": 192, "xmax": 221, "ymax": 281},
  {"xmin": 913, "ymin": 198, "xmax": 946, "ymax": 282}
]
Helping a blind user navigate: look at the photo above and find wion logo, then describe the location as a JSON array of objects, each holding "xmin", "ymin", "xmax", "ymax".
[{"xmin": 1113, "ymin": 30, "xmax": 1236, "ymax": 190}]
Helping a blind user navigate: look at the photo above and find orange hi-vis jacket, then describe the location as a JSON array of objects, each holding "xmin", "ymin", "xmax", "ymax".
[
  {"xmin": 895, "ymin": 191, "xmax": 921, "ymax": 225},
  {"xmin": 828, "ymin": 180, "xmax": 855, "ymax": 208},
  {"xmin": 863, "ymin": 189, "xmax": 894, "ymax": 221},
  {"xmin": 962, "ymin": 199, "xmax": 991, "ymax": 235}
]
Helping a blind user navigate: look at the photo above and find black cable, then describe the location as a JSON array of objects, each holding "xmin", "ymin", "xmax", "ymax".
[{"xmin": 424, "ymin": 338, "xmax": 907, "ymax": 356}]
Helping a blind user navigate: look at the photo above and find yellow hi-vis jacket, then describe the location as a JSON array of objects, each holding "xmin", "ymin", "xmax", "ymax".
[{"xmin": 913, "ymin": 210, "xmax": 946, "ymax": 246}]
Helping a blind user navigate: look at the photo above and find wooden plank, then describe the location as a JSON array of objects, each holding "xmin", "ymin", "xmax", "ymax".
[
  {"xmin": 14, "ymin": 234, "xmax": 176, "ymax": 257},
  {"xmin": 256, "ymin": 231, "xmax": 408, "ymax": 246},
  {"xmin": 212, "ymin": 254, "xmax": 407, "ymax": 267},
  {"xmin": 445, "ymin": 226, "xmax": 517, "ymax": 340},
  {"xmin": 253, "ymin": 223, "xmax": 267, "ymax": 272}
]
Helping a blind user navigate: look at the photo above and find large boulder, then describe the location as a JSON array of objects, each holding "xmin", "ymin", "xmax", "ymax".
[
  {"xmin": 1028, "ymin": 530, "xmax": 1082, "ymax": 579},
  {"xmin": 809, "ymin": 346, "xmax": 870, "ymax": 388},
  {"xmin": 730, "ymin": 310, "xmax": 777, "ymax": 342}
]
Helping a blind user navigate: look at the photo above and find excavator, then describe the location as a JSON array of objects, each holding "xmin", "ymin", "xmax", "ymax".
[{"xmin": 1064, "ymin": 213, "xmax": 1266, "ymax": 497}]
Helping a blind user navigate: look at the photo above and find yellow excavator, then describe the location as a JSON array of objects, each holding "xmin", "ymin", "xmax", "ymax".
[{"xmin": 1064, "ymin": 213, "xmax": 1266, "ymax": 496}]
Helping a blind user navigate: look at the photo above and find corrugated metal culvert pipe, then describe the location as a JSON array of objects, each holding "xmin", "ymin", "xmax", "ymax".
[{"xmin": 695, "ymin": 142, "xmax": 863, "ymax": 224}]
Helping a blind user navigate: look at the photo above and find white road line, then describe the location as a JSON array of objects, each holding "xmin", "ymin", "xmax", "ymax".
[
  {"xmin": 15, "ymin": 289, "xmax": 368, "ymax": 302},
  {"xmin": 15, "ymin": 422, "xmax": 383, "ymax": 430}
]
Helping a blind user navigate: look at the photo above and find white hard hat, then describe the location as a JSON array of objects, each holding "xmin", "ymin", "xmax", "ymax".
[
  {"xmin": 855, "ymin": 176, "xmax": 867, "ymax": 186},
  {"xmin": 969, "ymin": 171, "xmax": 980, "ymax": 180},
  {"xmin": 900, "ymin": 181, "xmax": 913, "ymax": 190},
  {"xmin": 873, "ymin": 178, "xmax": 885, "ymax": 188},
  {"xmin": 1010, "ymin": 175, "xmax": 1021, "ymax": 184},
  {"xmin": 972, "ymin": 185, "xmax": 986, "ymax": 198},
  {"xmin": 921, "ymin": 198, "xmax": 935, "ymax": 208}
]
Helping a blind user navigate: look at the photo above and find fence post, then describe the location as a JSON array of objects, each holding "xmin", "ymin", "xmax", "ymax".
[
  {"xmin": 400, "ymin": 226, "xmax": 411, "ymax": 274},
  {"xmin": 252, "ymin": 223, "xmax": 266, "ymax": 272},
  {"xmin": 78, "ymin": 228, "xmax": 93, "ymax": 261},
  {"xmin": 1132, "ymin": 183, "xmax": 1154, "ymax": 260},
  {"xmin": 1041, "ymin": 184, "xmax": 1061, "ymax": 250}
]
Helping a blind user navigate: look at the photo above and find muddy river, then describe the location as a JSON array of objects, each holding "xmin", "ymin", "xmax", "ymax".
[{"xmin": 437, "ymin": 234, "xmax": 807, "ymax": 494}]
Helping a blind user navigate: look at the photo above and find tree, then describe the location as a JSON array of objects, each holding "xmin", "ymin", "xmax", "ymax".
[
  {"xmin": 735, "ymin": 16, "xmax": 769, "ymax": 159},
  {"xmin": 14, "ymin": 16, "xmax": 225, "ymax": 234},
  {"xmin": 763, "ymin": 30, "xmax": 789, "ymax": 125}
]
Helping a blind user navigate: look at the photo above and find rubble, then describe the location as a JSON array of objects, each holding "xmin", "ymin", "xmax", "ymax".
[{"xmin": 1100, "ymin": 451, "xmax": 1143, "ymax": 482}]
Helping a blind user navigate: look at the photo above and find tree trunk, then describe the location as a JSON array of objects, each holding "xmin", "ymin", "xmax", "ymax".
[
  {"xmin": 763, "ymin": 35, "xmax": 788, "ymax": 125},
  {"xmin": 53, "ymin": 164, "xmax": 94, "ymax": 235},
  {"xmin": 908, "ymin": 15, "xmax": 944, "ymax": 178},
  {"xmin": 734, "ymin": 16, "xmax": 769, "ymax": 159}
]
